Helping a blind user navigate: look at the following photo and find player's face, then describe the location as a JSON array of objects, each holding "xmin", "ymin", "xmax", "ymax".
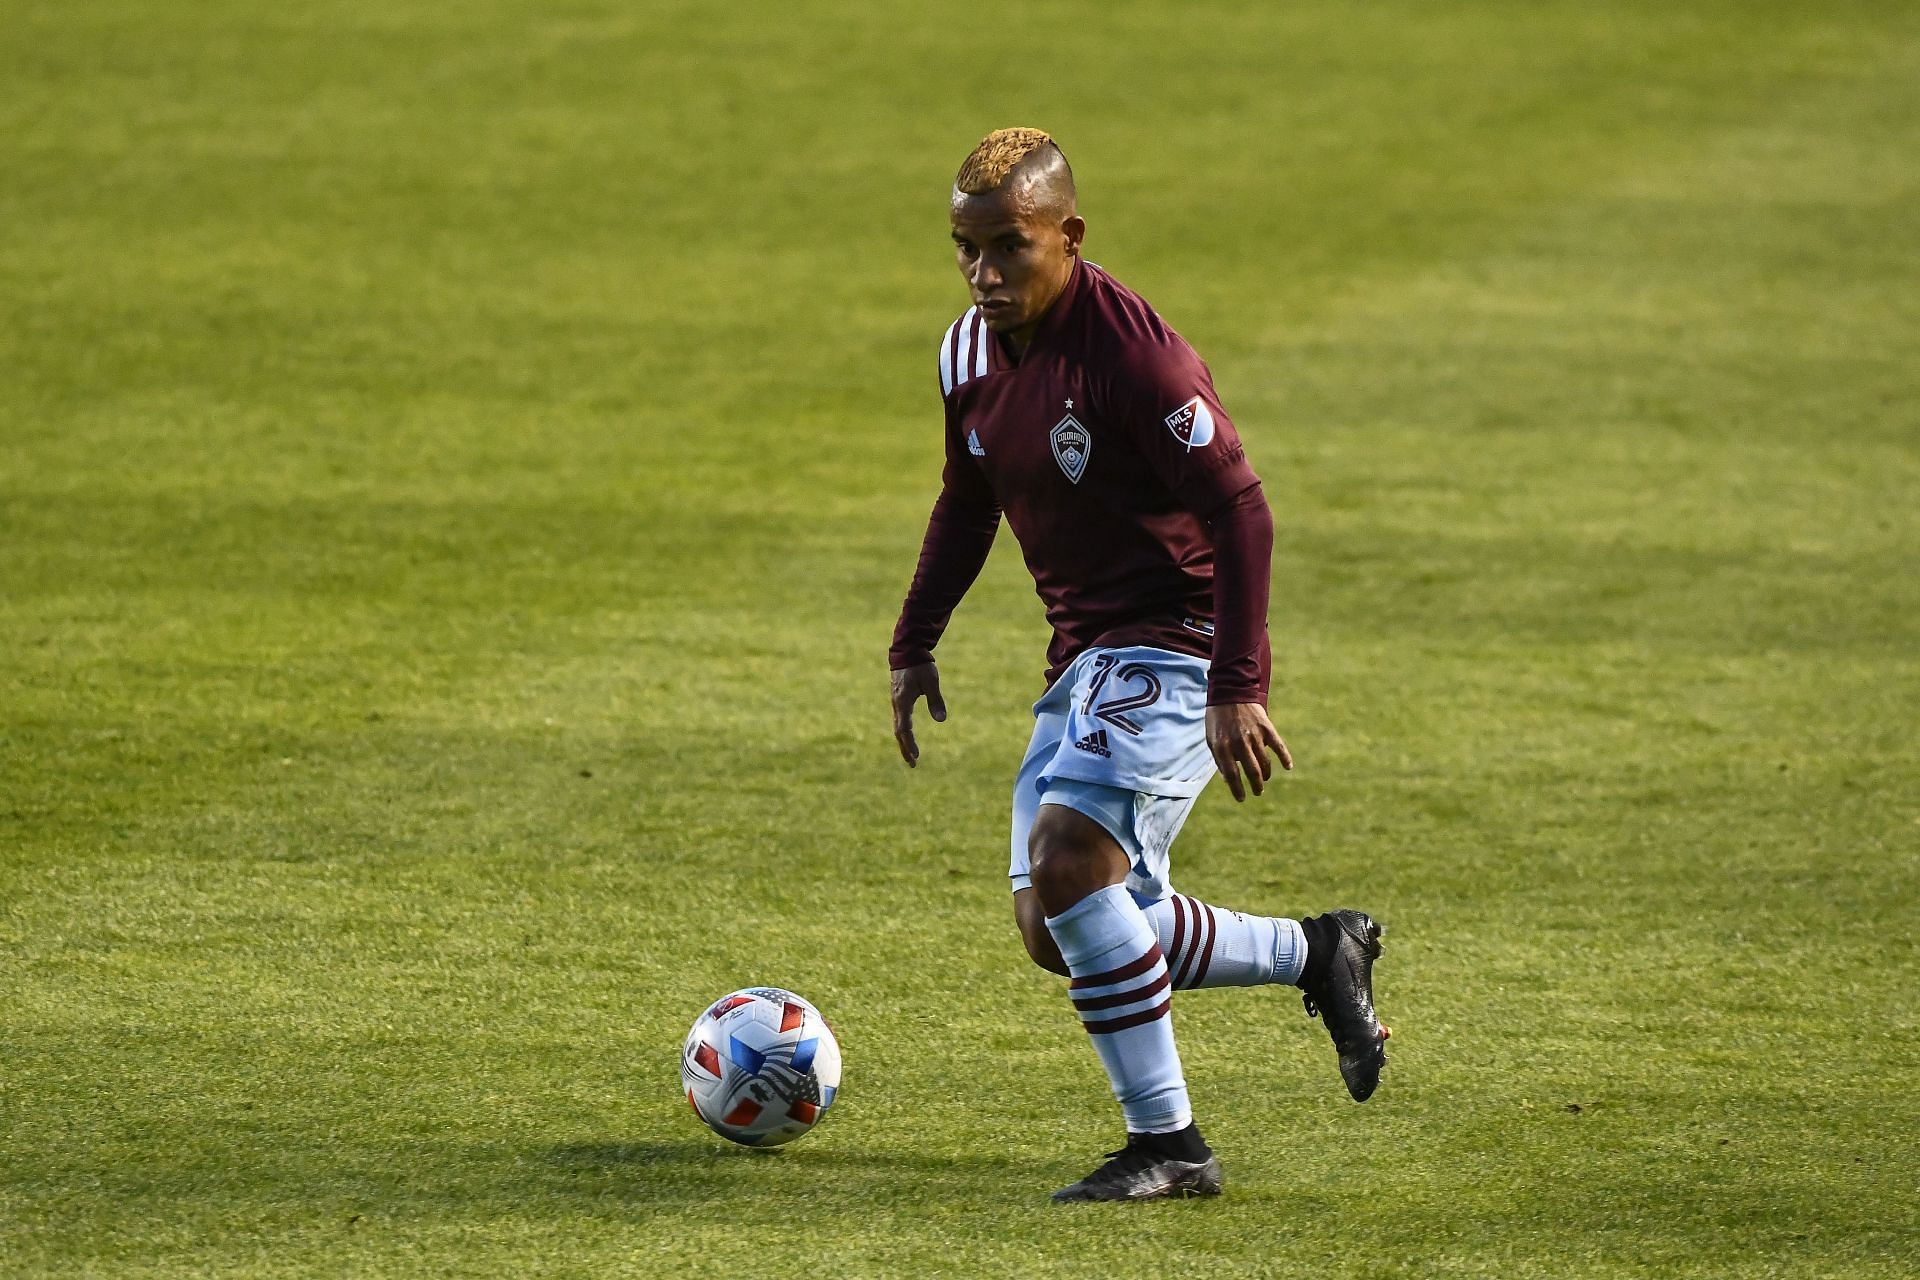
[{"xmin": 950, "ymin": 186, "xmax": 1085, "ymax": 339}]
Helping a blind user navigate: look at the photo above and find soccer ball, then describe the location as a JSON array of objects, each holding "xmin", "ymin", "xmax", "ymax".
[{"xmin": 681, "ymin": 987, "xmax": 842, "ymax": 1147}]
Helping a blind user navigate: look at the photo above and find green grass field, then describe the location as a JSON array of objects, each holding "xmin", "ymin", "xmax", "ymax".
[{"xmin": 4, "ymin": 1, "xmax": 1917, "ymax": 1275}]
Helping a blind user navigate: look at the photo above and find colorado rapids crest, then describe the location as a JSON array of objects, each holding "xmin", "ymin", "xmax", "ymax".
[
  {"xmin": 1051, "ymin": 414, "xmax": 1091, "ymax": 484},
  {"xmin": 1164, "ymin": 396, "xmax": 1215, "ymax": 451}
]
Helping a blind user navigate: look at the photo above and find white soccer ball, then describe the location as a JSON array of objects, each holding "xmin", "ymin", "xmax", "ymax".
[{"xmin": 681, "ymin": 987, "xmax": 842, "ymax": 1147}]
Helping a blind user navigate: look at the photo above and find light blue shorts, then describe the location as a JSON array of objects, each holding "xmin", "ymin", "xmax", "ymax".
[{"xmin": 1008, "ymin": 645, "xmax": 1215, "ymax": 904}]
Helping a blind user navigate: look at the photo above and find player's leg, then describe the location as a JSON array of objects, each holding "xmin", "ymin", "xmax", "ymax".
[
  {"xmin": 1140, "ymin": 889, "xmax": 1381, "ymax": 1008},
  {"xmin": 1140, "ymin": 885, "xmax": 1305, "ymax": 988},
  {"xmin": 1041, "ymin": 783, "xmax": 1313, "ymax": 993},
  {"xmin": 1009, "ymin": 689, "xmax": 1070, "ymax": 976},
  {"xmin": 1033, "ymin": 785, "xmax": 1319, "ymax": 992},
  {"xmin": 1035, "ymin": 653, "xmax": 1391, "ymax": 1100},
  {"xmin": 1028, "ymin": 800, "xmax": 1221, "ymax": 1202},
  {"xmin": 1140, "ymin": 891, "xmax": 1390, "ymax": 1101},
  {"xmin": 1022, "ymin": 647, "xmax": 1219, "ymax": 1201}
]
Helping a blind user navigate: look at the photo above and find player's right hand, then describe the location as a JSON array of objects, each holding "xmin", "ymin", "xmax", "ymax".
[
  {"xmin": 1205, "ymin": 701, "xmax": 1292, "ymax": 802},
  {"xmin": 890, "ymin": 662, "xmax": 946, "ymax": 768}
]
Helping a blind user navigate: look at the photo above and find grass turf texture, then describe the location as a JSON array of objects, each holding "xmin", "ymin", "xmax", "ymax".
[{"xmin": 3, "ymin": 0, "xmax": 1916, "ymax": 1274}]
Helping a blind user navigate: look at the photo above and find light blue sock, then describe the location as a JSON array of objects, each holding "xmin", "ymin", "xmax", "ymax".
[
  {"xmin": 1045, "ymin": 884, "xmax": 1192, "ymax": 1134},
  {"xmin": 1143, "ymin": 894, "xmax": 1308, "ymax": 988}
]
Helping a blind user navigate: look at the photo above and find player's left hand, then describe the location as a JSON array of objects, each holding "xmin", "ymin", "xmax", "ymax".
[{"xmin": 1205, "ymin": 702, "xmax": 1292, "ymax": 802}]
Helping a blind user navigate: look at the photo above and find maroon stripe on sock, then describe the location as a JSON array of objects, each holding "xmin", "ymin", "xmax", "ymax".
[
  {"xmin": 1170, "ymin": 896, "xmax": 1203, "ymax": 988},
  {"xmin": 1071, "ymin": 968, "xmax": 1171, "ymax": 1013},
  {"xmin": 1081, "ymin": 996, "xmax": 1173, "ymax": 1035},
  {"xmin": 1068, "ymin": 942, "xmax": 1165, "ymax": 991},
  {"xmin": 1170, "ymin": 895, "xmax": 1188, "ymax": 974},
  {"xmin": 1190, "ymin": 904, "xmax": 1219, "ymax": 987},
  {"xmin": 1167, "ymin": 901, "xmax": 1213, "ymax": 990}
]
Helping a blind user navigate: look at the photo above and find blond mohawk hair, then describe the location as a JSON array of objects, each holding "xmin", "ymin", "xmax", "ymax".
[{"xmin": 955, "ymin": 127, "xmax": 1060, "ymax": 194}]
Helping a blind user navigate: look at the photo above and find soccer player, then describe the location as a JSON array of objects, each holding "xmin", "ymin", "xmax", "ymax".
[{"xmin": 889, "ymin": 129, "xmax": 1391, "ymax": 1203}]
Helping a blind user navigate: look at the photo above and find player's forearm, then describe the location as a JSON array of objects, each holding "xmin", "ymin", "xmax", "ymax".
[
  {"xmin": 890, "ymin": 491, "xmax": 1001, "ymax": 669},
  {"xmin": 1205, "ymin": 483, "xmax": 1274, "ymax": 705}
]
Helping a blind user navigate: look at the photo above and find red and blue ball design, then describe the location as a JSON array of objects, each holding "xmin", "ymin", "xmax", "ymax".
[{"xmin": 681, "ymin": 987, "xmax": 842, "ymax": 1147}]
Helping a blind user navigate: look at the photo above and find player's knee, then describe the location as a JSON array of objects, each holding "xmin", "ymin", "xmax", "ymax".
[
  {"xmin": 1026, "ymin": 810, "xmax": 1080, "ymax": 897},
  {"xmin": 1027, "ymin": 804, "xmax": 1120, "ymax": 910}
]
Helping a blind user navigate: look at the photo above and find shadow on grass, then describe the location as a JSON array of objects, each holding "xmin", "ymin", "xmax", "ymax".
[
  {"xmin": 536, "ymin": 1138, "xmax": 1045, "ymax": 1212},
  {"xmin": 546, "ymin": 1139, "xmax": 1030, "ymax": 1176},
  {"xmin": 546, "ymin": 1140, "xmax": 776, "ymax": 1168}
]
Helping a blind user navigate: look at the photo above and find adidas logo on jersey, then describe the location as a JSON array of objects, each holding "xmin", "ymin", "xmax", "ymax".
[
  {"xmin": 968, "ymin": 429, "xmax": 986, "ymax": 457},
  {"xmin": 1072, "ymin": 728, "xmax": 1112, "ymax": 758}
]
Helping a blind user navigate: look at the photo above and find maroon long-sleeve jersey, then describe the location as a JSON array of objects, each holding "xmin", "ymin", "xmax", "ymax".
[{"xmin": 890, "ymin": 259, "xmax": 1273, "ymax": 704}]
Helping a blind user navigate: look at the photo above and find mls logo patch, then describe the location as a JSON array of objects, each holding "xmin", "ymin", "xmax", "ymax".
[
  {"xmin": 1164, "ymin": 396, "xmax": 1215, "ymax": 451},
  {"xmin": 1051, "ymin": 414, "xmax": 1091, "ymax": 484}
]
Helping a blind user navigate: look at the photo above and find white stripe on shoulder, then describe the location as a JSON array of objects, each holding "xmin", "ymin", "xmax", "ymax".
[
  {"xmin": 972, "ymin": 311, "xmax": 989, "ymax": 378},
  {"xmin": 954, "ymin": 307, "xmax": 976, "ymax": 390},
  {"xmin": 939, "ymin": 315, "xmax": 961, "ymax": 396}
]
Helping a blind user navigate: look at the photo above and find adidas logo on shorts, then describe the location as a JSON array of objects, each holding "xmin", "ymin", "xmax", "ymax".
[{"xmin": 1072, "ymin": 728, "xmax": 1112, "ymax": 758}]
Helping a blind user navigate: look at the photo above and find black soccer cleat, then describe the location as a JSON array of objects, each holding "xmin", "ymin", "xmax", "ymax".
[
  {"xmin": 1051, "ymin": 1138, "xmax": 1225, "ymax": 1203},
  {"xmin": 1300, "ymin": 910, "xmax": 1391, "ymax": 1102}
]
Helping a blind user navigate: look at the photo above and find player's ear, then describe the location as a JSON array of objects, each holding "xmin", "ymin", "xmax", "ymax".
[{"xmin": 1062, "ymin": 215, "xmax": 1086, "ymax": 254}]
